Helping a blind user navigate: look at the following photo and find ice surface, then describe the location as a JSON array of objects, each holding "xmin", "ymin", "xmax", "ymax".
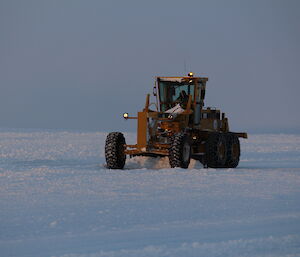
[{"xmin": 0, "ymin": 130, "xmax": 300, "ymax": 257}]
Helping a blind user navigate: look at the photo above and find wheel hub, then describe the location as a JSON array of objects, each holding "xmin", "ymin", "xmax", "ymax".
[
  {"xmin": 218, "ymin": 142, "xmax": 225, "ymax": 160},
  {"xmin": 183, "ymin": 141, "xmax": 191, "ymax": 163}
]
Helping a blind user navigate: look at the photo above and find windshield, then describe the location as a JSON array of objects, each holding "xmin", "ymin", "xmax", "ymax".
[{"xmin": 158, "ymin": 80, "xmax": 195, "ymax": 112}]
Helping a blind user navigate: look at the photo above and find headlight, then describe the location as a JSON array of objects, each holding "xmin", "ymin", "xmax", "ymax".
[
  {"xmin": 123, "ymin": 113, "xmax": 129, "ymax": 119},
  {"xmin": 168, "ymin": 114, "xmax": 173, "ymax": 120}
]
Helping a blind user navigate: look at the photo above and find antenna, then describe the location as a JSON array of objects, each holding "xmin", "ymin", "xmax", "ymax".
[{"xmin": 184, "ymin": 59, "xmax": 187, "ymax": 74}]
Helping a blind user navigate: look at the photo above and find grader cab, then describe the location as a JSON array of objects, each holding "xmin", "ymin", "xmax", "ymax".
[{"xmin": 105, "ymin": 73, "xmax": 247, "ymax": 169}]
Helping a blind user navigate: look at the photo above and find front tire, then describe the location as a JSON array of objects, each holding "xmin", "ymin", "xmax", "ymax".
[
  {"xmin": 169, "ymin": 133, "xmax": 191, "ymax": 169},
  {"xmin": 105, "ymin": 132, "xmax": 126, "ymax": 169}
]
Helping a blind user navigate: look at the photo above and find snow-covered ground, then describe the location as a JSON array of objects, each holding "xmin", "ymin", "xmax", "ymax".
[{"xmin": 0, "ymin": 130, "xmax": 300, "ymax": 257}]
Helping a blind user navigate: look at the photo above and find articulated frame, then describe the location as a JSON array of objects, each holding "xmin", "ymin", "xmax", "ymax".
[{"xmin": 124, "ymin": 94, "xmax": 247, "ymax": 158}]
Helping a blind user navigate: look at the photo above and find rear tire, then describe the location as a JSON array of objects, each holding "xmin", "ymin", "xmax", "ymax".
[
  {"xmin": 169, "ymin": 133, "xmax": 191, "ymax": 169},
  {"xmin": 205, "ymin": 133, "xmax": 227, "ymax": 168},
  {"xmin": 225, "ymin": 133, "xmax": 240, "ymax": 168},
  {"xmin": 105, "ymin": 132, "xmax": 126, "ymax": 169}
]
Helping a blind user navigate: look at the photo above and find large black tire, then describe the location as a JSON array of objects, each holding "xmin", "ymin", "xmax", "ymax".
[
  {"xmin": 105, "ymin": 132, "xmax": 126, "ymax": 169},
  {"xmin": 169, "ymin": 133, "xmax": 191, "ymax": 169},
  {"xmin": 205, "ymin": 133, "xmax": 227, "ymax": 168},
  {"xmin": 225, "ymin": 133, "xmax": 240, "ymax": 168}
]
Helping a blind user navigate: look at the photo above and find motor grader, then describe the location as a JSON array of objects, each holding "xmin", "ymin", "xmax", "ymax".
[{"xmin": 105, "ymin": 73, "xmax": 247, "ymax": 169}]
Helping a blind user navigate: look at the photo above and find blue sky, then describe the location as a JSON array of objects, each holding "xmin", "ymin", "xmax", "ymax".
[{"xmin": 0, "ymin": 0, "xmax": 299, "ymax": 132}]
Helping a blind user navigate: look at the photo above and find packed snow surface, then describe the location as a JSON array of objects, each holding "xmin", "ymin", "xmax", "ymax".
[{"xmin": 0, "ymin": 130, "xmax": 300, "ymax": 257}]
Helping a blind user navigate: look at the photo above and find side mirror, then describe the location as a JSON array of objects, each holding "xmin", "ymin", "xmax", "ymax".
[{"xmin": 153, "ymin": 86, "xmax": 157, "ymax": 96}]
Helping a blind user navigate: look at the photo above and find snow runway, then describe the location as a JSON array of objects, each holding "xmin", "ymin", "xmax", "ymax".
[{"xmin": 0, "ymin": 130, "xmax": 300, "ymax": 256}]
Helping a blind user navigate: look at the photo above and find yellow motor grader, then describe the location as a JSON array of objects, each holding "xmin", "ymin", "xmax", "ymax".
[{"xmin": 105, "ymin": 73, "xmax": 247, "ymax": 169}]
